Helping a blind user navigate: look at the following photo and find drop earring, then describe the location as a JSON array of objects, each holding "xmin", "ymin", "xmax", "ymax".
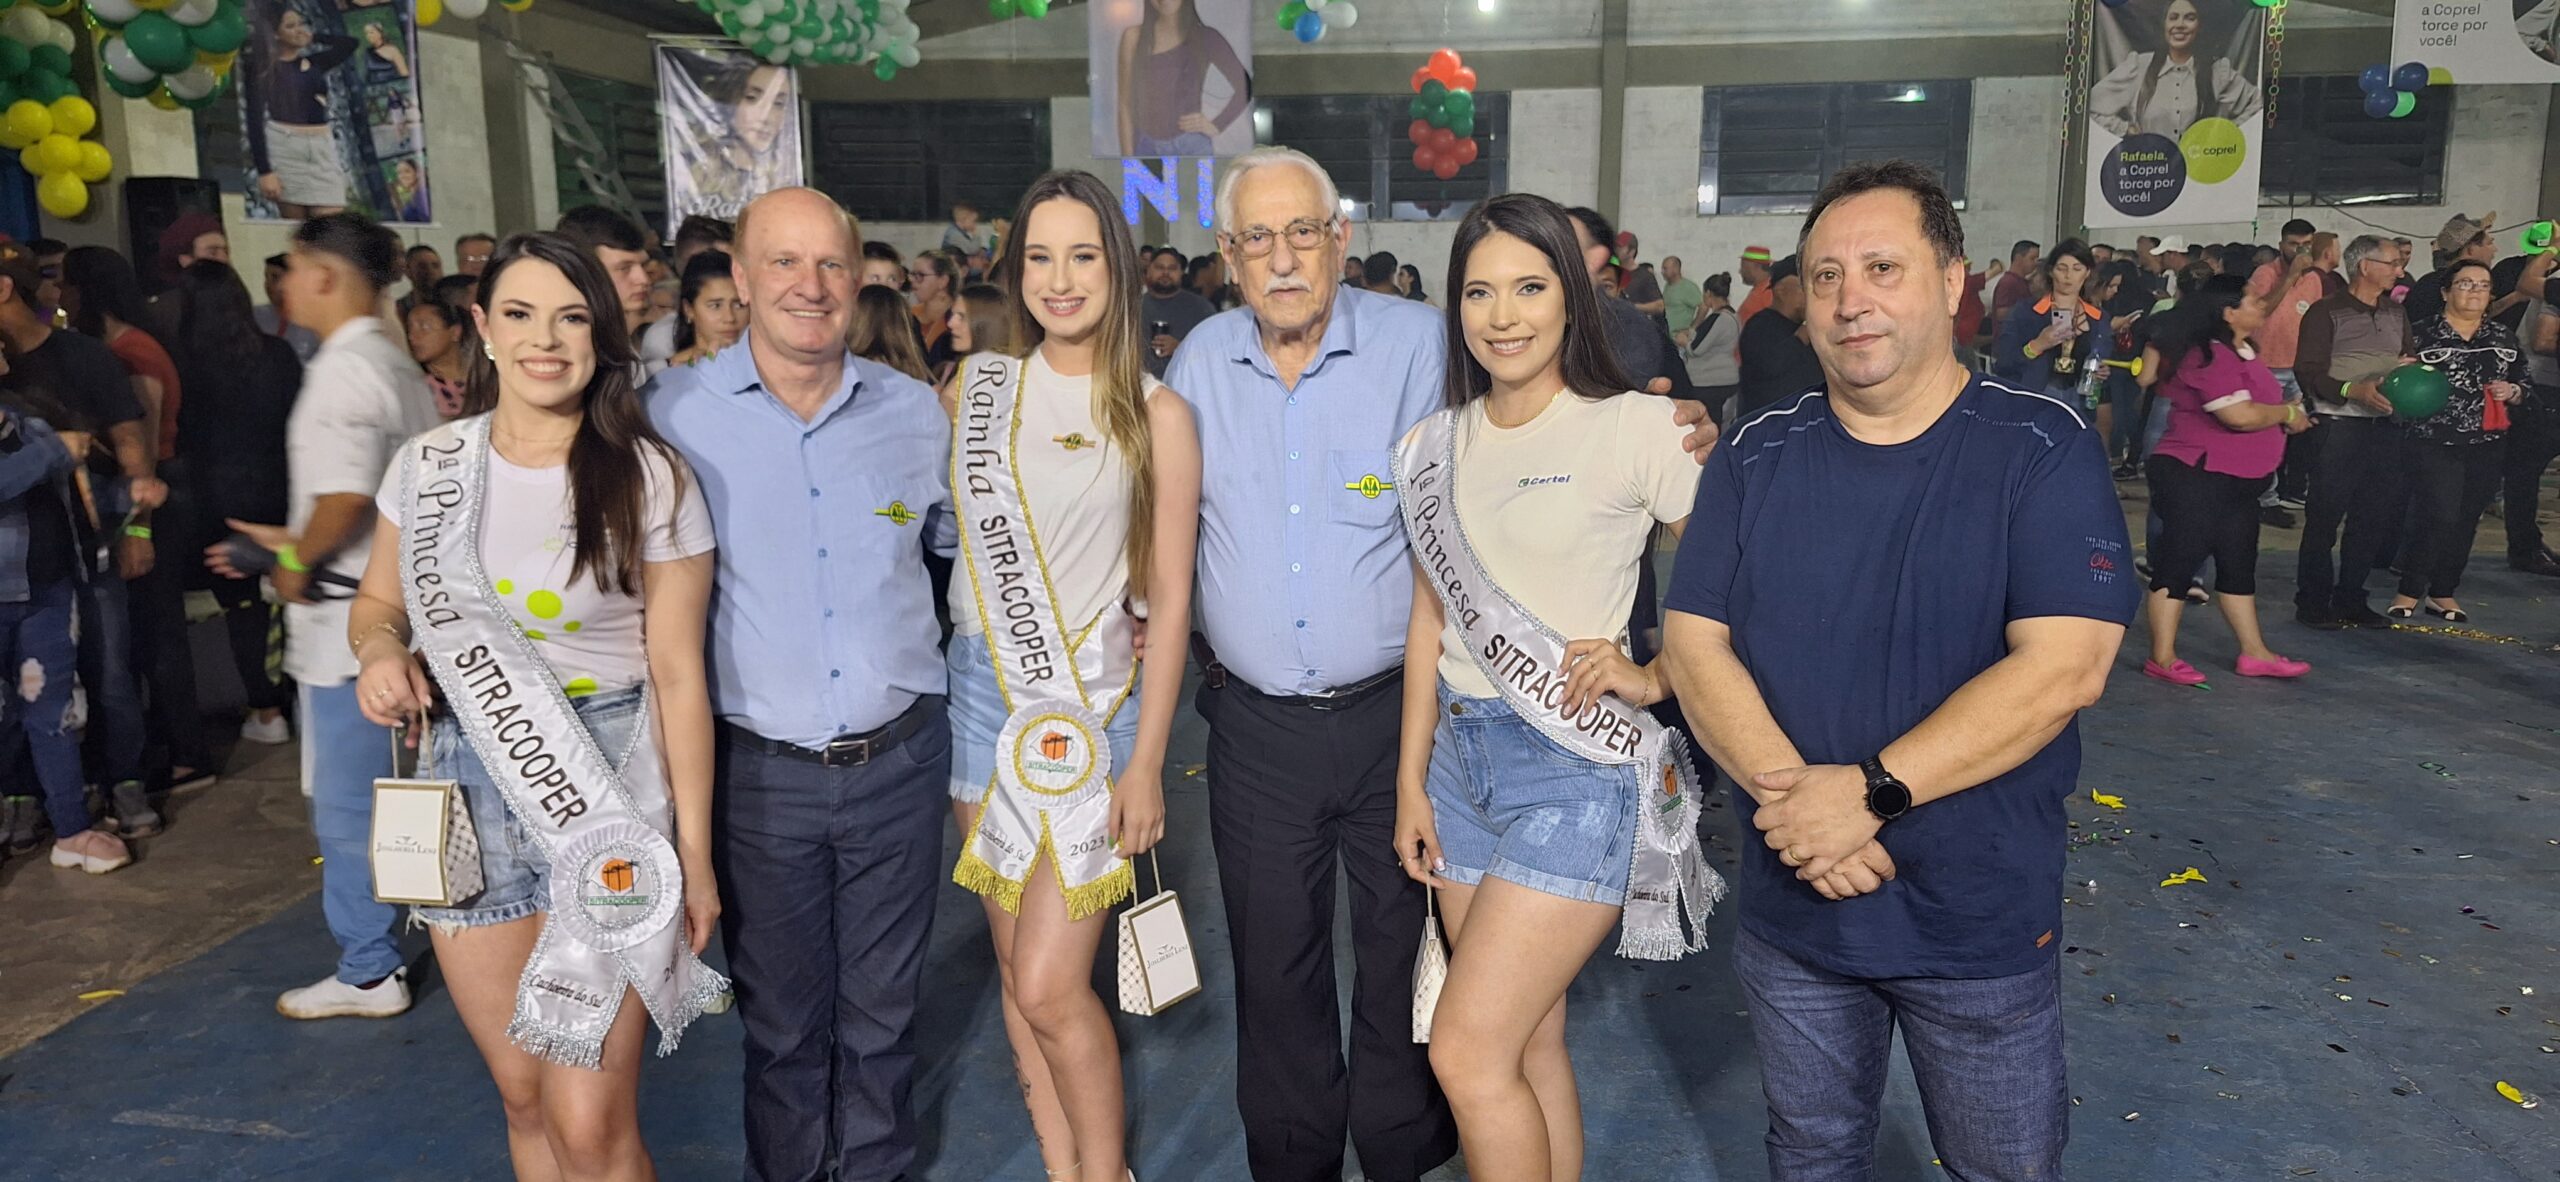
[{"xmin": 482, "ymin": 342, "xmax": 496, "ymax": 360}]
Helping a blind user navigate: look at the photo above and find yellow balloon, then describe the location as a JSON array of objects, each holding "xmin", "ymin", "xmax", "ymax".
[
  {"xmin": 47, "ymin": 96, "xmax": 94, "ymax": 139},
  {"xmin": 74, "ymin": 140, "xmax": 112, "ymax": 184},
  {"xmin": 4, "ymin": 100, "xmax": 53, "ymax": 144},
  {"xmin": 131, "ymin": 0, "xmax": 177, "ymax": 11},
  {"xmin": 417, "ymin": 0, "xmax": 444, "ymax": 24},
  {"xmin": 17, "ymin": 146, "xmax": 43, "ymax": 176},
  {"xmin": 196, "ymin": 48, "xmax": 239, "ymax": 68},
  {"xmin": 0, "ymin": 128, "xmax": 28, "ymax": 153},
  {"xmin": 147, "ymin": 91, "xmax": 179, "ymax": 111},
  {"xmin": 33, "ymin": 133, "xmax": 78, "ymax": 175},
  {"xmin": 38, "ymin": 172, "xmax": 88, "ymax": 219},
  {"xmin": 500, "ymin": 0, "xmax": 534, "ymax": 11}
]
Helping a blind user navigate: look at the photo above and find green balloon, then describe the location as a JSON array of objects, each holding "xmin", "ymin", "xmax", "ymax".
[
  {"xmin": 1407, "ymin": 94, "xmax": 1429, "ymax": 120},
  {"xmin": 1278, "ymin": 1, "xmax": 1307, "ymax": 32},
  {"xmin": 1421, "ymin": 79, "xmax": 1447, "ymax": 103},
  {"xmin": 2380, "ymin": 363, "xmax": 2451, "ymax": 419},
  {"xmin": 187, "ymin": 3, "xmax": 250, "ymax": 56},
  {"xmin": 1443, "ymin": 89, "xmax": 1474, "ymax": 121},
  {"xmin": 28, "ymin": 44, "xmax": 68, "ymax": 79},
  {"xmin": 0, "ymin": 80, "xmax": 17, "ymax": 112},
  {"xmin": 2389, "ymin": 91, "xmax": 2417, "ymax": 119},
  {"xmin": 1450, "ymin": 113, "xmax": 1474, "ymax": 139},
  {"xmin": 22, "ymin": 69, "xmax": 67, "ymax": 105},
  {"xmin": 988, "ymin": 0, "xmax": 1014, "ymax": 15},
  {"xmin": 105, "ymin": 72, "xmax": 158, "ymax": 101},
  {"xmin": 125, "ymin": 12, "xmax": 194, "ymax": 75},
  {"xmin": 0, "ymin": 39, "xmax": 27, "ymax": 82},
  {"xmin": 874, "ymin": 57, "xmax": 899, "ymax": 81},
  {"xmin": 1021, "ymin": 0, "xmax": 1049, "ymax": 16},
  {"xmin": 1424, "ymin": 102, "xmax": 1450, "ymax": 129}
]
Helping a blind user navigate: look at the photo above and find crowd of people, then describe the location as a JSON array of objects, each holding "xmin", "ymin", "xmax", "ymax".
[{"xmin": 0, "ymin": 143, "xmax": 2547, "ymax": 1182}]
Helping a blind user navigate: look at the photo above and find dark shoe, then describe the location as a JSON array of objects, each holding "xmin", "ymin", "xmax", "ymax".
[
  {"xmin": 2296, "ymin": 605, "xmax": 2346, "ymax": 631},
  {"xmin": 2335, "ymin": 603, "xmax": 2391, "ymax": 628},
  {"xmin": 2, "ymin": 796, "xmax": 40, "ymax": 855},
  {"xmin": 2184, "ymin": 583, "xmax": 2212, "ymax": 606},
  {"xmin": 2260, "ymin": 504, "xmax": 2297, "ymax": 528},
  {"xmin": 2112, "ymin": 461, "xmax": 2141, "ymax": 480},
  {"xmin": 2423, "ymin": 601, "xmax": 2469, "ymax": 623},
  {"xmin": 2511, "ymin": 549, "xmax": 2560, "ymax": 577},
  {"xmin": 108, "ymin": 781, "xmax": 163, "ymax": 839}
]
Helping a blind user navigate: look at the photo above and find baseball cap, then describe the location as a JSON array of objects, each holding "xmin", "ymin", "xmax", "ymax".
[
  {"xmin": 1767, "ymin": 254, "xmax": 1800, "ymax": 285},
  {"xmin": 1615, "ymin": 230, "xmax": 1639, "ymax": 253},
  {"xmin": 1741, "ymin": 245, "xmax": 1772, "ymax": 263},
  {"xmin": 2155, "ymin": 234, "xmax": 2191, "ymax": 255},
  {"xmin": 2435, "ymin": 213, "xmax": 2488, "ymax": 261}
]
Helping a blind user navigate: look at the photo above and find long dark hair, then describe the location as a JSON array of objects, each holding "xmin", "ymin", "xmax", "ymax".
[
  {"xmin": 848, "ymin": 284, "xmax": 931, "ymax": 382},
  {"xmin": 955, "ymin": 282, "xmax": 1012, "ymax": 355},
  {"xmin": 672, "ymin": 250, "xmax": 734, "ymax": 355},
  {"xmin": 1139, "ymin": 0, "xmax": 1206, "ymax": 60},
  {"xmin": 464, "ymin": 232, "xmax": 678, "ymax": 597},
  {"xmin": 62, "ymin": 246, "xmax": 157, "ymax": 340},
  {"xmin": 2148, "ymin": 271, "xmax": 2249, "ymax": 388},
  {"xmin": 2136, "ymin": 0, "xmax": 2219, "ymax": 129},
  {"xmin": 172, "ymin": 259, "xmax": 266, "ymax": 377},
  {"xmin": 1441, "ymin": 192, "xmax": 1636, "ymax": 408}
]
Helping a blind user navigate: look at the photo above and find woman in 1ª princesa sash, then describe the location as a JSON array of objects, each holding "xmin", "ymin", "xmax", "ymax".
[
  {"xmin": 1391, "ymin": 194, "xmax": 1722, "ymax": 1181},
  {"xmin": 350, "ymin": 233, "xmax": 726, "ymax": 1176},
  {"xmin": 945, "ymin": 170, "xmax": 1203, "ymax": 1182}
]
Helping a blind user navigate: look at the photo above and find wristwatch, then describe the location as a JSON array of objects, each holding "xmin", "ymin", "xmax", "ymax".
[{"xmin": 1858, "ymin": 756, "xmax": 1912, "ymax": 822}]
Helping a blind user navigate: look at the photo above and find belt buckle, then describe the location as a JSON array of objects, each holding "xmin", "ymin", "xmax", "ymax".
[{"xmin": 820, "ymin": 736, "xmax": 874, "ymax": 767}]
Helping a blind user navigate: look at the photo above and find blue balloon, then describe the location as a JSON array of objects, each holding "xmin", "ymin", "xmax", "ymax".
[
  {"xmin": 2358, "ymin": 64, "xmax": 2391, "ymax": 94},
  {"xmin": 2394, "ymin": 62, "xmax": 2430, "ymax": 92},
  {"xmin": 1294, "ymin": 11, "xmax": 1323, "ymax": 41},
  {"xmin": 2363, "ymin": 89, "xmax": 2397, "ymax": 119}
]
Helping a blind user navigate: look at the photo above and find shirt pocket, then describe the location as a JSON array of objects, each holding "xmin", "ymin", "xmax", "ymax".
[{"xmin": 1327, "ymin": 449, "xmax": 1402, "ymax": 528}]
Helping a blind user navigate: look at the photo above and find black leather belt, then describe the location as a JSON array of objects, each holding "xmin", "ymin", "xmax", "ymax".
[
  {"xmin": 1191, "ymin": 633, "xmax": 1401, "ymax": 712},
  {"xmin": 721, "ymin": 698, "xmax": 932, "ymax": 768}
]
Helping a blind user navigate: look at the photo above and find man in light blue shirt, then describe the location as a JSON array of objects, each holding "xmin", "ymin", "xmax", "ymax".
[{"xmin": 648, "ymin": 187, "xmax": 952, "ymax": 1182}]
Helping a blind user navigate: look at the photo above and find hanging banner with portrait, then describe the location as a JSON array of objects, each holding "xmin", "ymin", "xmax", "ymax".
[
  {"xmin": 235, "ymin": 0, "xmax": 433, "ymax": 224},
  {"xmin": 2080, "ymin": 0, "xmax": 2268, "ymax": 228},
  {"xmin": 2391, "ymin": 1, "xmax": 2560, "ymax": 84},
  {"xmin": 657, "ymin": 39, "xmax": 803, "ymax": 233},
  {"xmin": 1089, "ymin": 0, "xmax": 1256, "ymax": 159}
]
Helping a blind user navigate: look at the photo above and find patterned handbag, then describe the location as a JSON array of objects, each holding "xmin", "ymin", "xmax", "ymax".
[
  {"xmin": 369, "ymin": 716, "xmax": 484, "ymax": 907},
  {"xmin": 1413, "ymin": 887, "xmax": 1449, "ymax": 1042},
  {"xmin": 1117, "ymin": 852, "xmax": 1201, "ymax": 1017}
]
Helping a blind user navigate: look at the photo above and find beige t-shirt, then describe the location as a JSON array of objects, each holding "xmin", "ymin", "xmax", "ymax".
[{"xmin": 1420, "ymin": 390, "xmax": 1701, "ymax": 698}]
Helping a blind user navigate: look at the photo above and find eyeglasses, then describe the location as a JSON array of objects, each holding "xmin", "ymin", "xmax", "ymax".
[
  {"xmin": 2448, "ymin": 280, "xmax": 2493, "ymax": 292},
  {"xmin": 1225, "ymin": 217, "xmax": 1336, "ymax": 260}
]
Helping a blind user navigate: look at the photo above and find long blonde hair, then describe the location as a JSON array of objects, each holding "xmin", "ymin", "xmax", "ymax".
[{"xmin": 995, "ymin": 170, "xmax": 1158, "ymax": 591}]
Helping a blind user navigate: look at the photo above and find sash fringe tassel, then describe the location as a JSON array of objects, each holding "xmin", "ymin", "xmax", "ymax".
[{"xmin": 507, "ymin": 1016, "xmax": 606, "ymax": 1072}]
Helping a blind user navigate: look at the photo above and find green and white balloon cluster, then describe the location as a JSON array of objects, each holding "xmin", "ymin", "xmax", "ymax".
[
  {"xmin": 85, "ymin": 0, "xmax": 247, "ymax": 113},
  {"xmin": 692, "ymin": 0, "xmax": 923, "ymax": 79}
]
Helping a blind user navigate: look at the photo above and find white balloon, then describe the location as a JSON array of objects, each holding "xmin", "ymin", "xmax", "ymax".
[
  {"xmin": 103, "ymin": 37, "xmax": 160, "ymax": 86},
  {"xmin": 166, "ymin": 65, "xmax": 219, "ymax": 101},
  {"xmin": 89, "ymin": 0, "xmax": 145, "ymax": 24},
  {"xmin": 1, "ymin": 8, "xmax": 49, "ymax": 47},
  {"xmin": 1327, "ymin": 1, "xmax": 1357, "ymax": 28},
  {"xmin": 47, "ymin": 17, "xmax": 75, "ymax": 53},
  {"xmin": 892, "ymin": 41, "xmax": 918, "ymax": 68},
  {"xmin": 447, "ymin": 0, "xmax": 490, "ymax": 18},
  {"xmin": 738, "ymin": 5, "xmax": 764, "ymax": 26},
  {"xmin": 1305, "ymin": 0, "xmax": 1328, "ymax": 9},
  {"xmin": 169, "ymin": 0, "xmax": 222, "ymax": 28}
]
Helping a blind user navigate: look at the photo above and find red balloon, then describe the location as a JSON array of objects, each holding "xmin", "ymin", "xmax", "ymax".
[
  {"xmin": 1429, "ymin": 48, "xmax": 1464, "ymax": 76},
  {"xmin": 1409, "ymin": 118, "xmax": 1432, "ymax": 144},
  {"xmin": 1433, "ymin": 160, "xmax": 1460, "ymax": 181},
  {"xmin": 1453, "ymin": 137, "xmax": 1480, "ymax": 166},
  {"xmin": 1454, "ymin": 67, "xmax": 1478, "ymax": 92},
  {"xmin": 1411, "ymin": 66, "xmax": 1430, "ymax": 93},
  {"xmin": 1428, "ymin": 126, "xmax": 1458, "ymax": 151},
  {"xmin": 1412, "ymin": 145, "xmax": 1439, "ymax": 172}
]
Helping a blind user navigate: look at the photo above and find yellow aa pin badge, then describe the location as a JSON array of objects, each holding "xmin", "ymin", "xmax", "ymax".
[
  {"xmin": 875, "ymin": 501, "xmax": 918, "ymax": 526},
  {"xmin": 1344, "ymin": 474, "xmax": 1394, "ymax": 499}
]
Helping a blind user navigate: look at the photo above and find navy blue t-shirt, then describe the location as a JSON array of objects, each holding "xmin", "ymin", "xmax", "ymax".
[{"xmin": 1665, "ymin": 376, "xmax": 2138, "ymax": 979}]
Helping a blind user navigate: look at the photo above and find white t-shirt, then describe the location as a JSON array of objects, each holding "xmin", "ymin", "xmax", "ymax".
[
  {"xmin": 947, "ymin": 353, "xmax": 1165, "ymax": 640},
  {"xmin": 284, "ymin": 317, "xmax": 442, "ymax": 687},
  {"xmin": 1419, "ymin": 391, "xmax": 1700, "ymax": 698},
  {"xmin": 379, "ymin": 440, "xmax": 715, "ymax": 696}
]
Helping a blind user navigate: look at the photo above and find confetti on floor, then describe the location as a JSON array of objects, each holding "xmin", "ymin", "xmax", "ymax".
[
  {"xmin": 2090, "ymin": 790, "xmax": 2126, "ymax": 810},
  {"xmin": 75, "ymin": 990, "xmax": 123, "ymax": 1002},
  {"xmin": 2160, "ymin": 867, "xmax": 2207, "ymax": 886}
]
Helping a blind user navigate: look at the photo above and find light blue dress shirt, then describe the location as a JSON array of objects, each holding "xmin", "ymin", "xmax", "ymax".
[
  {"xmin": 1167, "ymin": 286, "xmax": 1448, "ymax": 697},
  {"xmin": 648, "ymin": 338, "xmax": 955, "ymax": 746}
]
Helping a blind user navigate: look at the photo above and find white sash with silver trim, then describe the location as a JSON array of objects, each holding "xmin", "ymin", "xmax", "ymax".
[
  {"xmin": 949, "ymin": 353, "xmax": 1138, "ymax": 919},
  {"xmin": 1394, "ymin": 408, "xmax": 1723, "ymax": 960},
  {"xmin": 400, "ymin": 416, "xmax": 725, "ymax": 1068}
]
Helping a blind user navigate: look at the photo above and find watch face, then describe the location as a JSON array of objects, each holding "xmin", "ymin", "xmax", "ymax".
[{"xmin": 1870, "ymin": 781, "xmax": 1913, "ymax": 818}]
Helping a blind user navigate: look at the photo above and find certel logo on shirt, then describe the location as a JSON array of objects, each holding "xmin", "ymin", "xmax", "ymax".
[
  {"xmin": 875, "ymin": 501, "xmax": 918, "ymax": 526},
  {"xmin": 1344, "ymin": 474, "xmax": 1394, "ymax": 499},
  {"xmin": 1517, "ymin": 474, "xmax": 1572, "ymax": 489},
  {"xmin": 1053, "ymin": 433, "xmax": 1096, "ymax": 451}
]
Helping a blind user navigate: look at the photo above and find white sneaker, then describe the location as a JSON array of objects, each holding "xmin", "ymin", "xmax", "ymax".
[
  {"xmin": 240, "ymin": 713, "xmax": 292, "ymax": 745},
  {"xmin": 275, "ymin": 968, "xmax": 412, "ymax": 1020},
  {"xmin": 49, "ymin": 829, "xmax": 132, "ymax": 874}
]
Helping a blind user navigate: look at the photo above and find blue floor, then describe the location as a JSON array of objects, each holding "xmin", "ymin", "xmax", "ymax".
[{"xmin": 4, "ymin": 573, "xmax": 2558, "ymax": 1180}]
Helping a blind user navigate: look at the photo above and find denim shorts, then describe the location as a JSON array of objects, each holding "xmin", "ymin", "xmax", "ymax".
[
  {"xmin": 1423, "ymin": 683, "xmax": 1640, "ymax": 906},
  {"xmin": 411, "ymin": 684, "xmax": 647, "ymax": 932},
  {"xmin": 946, "ymin": 630, "xmax": 1142, "ymax": 804}
]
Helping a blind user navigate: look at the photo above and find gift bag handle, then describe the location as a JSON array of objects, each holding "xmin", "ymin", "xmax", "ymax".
[
  {"xmin": 391, "ymin": 711, "xmax": 434, "ymax": 778},
  {"xmin": 1142, "ymin": 849, "xmax": 1165, "ymax": 898}
]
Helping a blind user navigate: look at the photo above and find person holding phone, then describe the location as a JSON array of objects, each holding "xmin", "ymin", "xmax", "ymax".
[
  {"xmin": 1991, "ymin": 239, "xmax": 2113, "ymax": 401},
  {"xmin": 1139, "ymin": 245, "xmax": 1213, "ymax": 378}
]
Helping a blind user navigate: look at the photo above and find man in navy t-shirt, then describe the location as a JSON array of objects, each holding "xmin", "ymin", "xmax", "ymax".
[{"xmin": 1664, "ymin": 161, "xmax": 2137, "ymax": 1182}]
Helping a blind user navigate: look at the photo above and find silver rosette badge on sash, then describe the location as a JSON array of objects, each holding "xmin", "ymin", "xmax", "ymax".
[
  {"xmin": 951, "ymin": 354, "xmax": 1139, "ymax": 919},
  {"xmin": 400, "ymin": 417, "xmax": 726, "ymax": 1069},
  {"xmin": 1394, "ymin": 409, "xmax": 1724, "ymax": 960}
]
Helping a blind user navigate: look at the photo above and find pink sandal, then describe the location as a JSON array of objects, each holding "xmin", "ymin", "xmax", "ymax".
[
  {"xmin": 2142, "ymin": 658, "xmax": 2208, "ymax": 686},
  {"xmin": 2236, "ymin": 654, "xmax": 2311, "ymax": 679}
]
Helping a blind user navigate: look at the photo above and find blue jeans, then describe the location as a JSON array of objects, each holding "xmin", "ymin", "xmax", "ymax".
[
  {"xmin": 716, "ymin": 702, "xmax": 950, "ymax": 1182},
  {"xmin": 0, "ymin": 578, "xmax": 92, "ymax": 837},
  {"xmin": 2106, "ymin": 368, "xmax": 2144, "ymax": 461},
  {"xmin": 75, "ymin": 569, "xmax": 144, "ymax": 787},
  {"xmin": 1136, "ymin": 131, "xmax": 1214, "ymax": 156},
  {"xmin": 1422, "ymin": 684, "xmax": 1639, "ymax": 905},
  {"xmin": 413, "ymin": 685, "xmax": 648, "ymax": 932},
  {"xmin": 300, "ymin": 680, "xmax": 405, "ymax": 985},
  {"xmin": 1736, "ymin": 927, "xmax": 2067, "ymax": 1182},
  {"xmin": 944, "ymin": 630, "xmax": 1141, "ymax": 804}
]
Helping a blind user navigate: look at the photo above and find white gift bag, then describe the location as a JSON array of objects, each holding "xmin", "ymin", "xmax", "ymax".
[
  {"xmin": 1413, "ymin": 887, "xmax": 1449, "ymax": 1042},
  {"xmin": 1117, "ymin": 852, "xmax": 1200, "ymax": 1017},
  {"xmin": 370, "ymin": 717, "xmax": 483, "ymax": 907}
]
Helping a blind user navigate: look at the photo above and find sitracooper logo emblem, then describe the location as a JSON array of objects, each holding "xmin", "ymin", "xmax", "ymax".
[
  {"xmin": 1053, "ymin": 433, "xmax": 1096, "ymax": 451},
  {"xmin": 1345, "ymin": 474, "xmax": 1394, "ymax": 499},
  {"xmin": 875, "ymin": 501, "xmax": 918, "ymax": 526}
]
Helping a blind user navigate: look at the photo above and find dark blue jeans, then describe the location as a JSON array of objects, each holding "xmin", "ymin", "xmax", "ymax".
[
  {"xmin": 1735, "ymin": 928, "xmax": 2067, "ymax": 1182},
  {"xmin": 0, "ymin": 578, "xmax": 92, "ymax": 837},
  {"xmin": 714, "ymin": 703, "xmax": 949, "ymax": 1182},
  {"xmin": 75, "ymin": 568, "xmax": 145, "ymax": 787}
]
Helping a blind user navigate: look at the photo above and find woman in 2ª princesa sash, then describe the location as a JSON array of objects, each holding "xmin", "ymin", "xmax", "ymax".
[
  {"xmin": 1390, "ymin": 194, "xmax": 1723, "ymax": 1180},
  {"xmin": 945, "ymin": 170, "xmax": 1203, "ymax": 1182},
  {"xmin": 349, "ymin": 233, "xmax": 726, "ymax": 1174}
]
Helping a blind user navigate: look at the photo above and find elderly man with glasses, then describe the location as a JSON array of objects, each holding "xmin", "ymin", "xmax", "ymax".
[
  {"xmin": 2294, "ymin": 234, "xmax": 2419, "ymax": 628},
  {"xmin": 1166, "ymin": 148, "xmax": 1716, "ymax": 1182}
]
